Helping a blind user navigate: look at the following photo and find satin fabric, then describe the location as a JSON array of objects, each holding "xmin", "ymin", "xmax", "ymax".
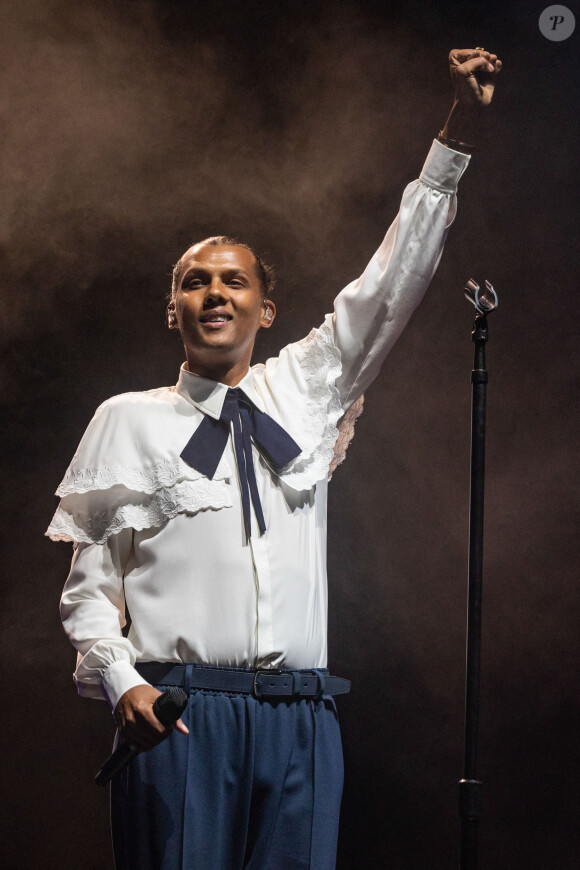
[{"xmin": 53, "ymin": 140, "xmax": 471, "ymax": 711}]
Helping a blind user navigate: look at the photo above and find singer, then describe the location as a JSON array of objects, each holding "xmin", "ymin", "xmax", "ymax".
[{"xmin": 48, "ymin": 49, "xmax": 501, "ymax": 870}]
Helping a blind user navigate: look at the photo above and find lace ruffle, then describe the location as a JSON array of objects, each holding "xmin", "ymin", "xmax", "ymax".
[
  {"xmin": 46, "ymin": 479, "xmax": 232, "ymax": 544},
  {"xmin": 275, "ymin": 319, "xmax": 344, "ymax": 490},
  {"xmin": 47, "ymin": 320, "xmax": 355, "ymax": 543},
  {"xmin": 329, "ymin": 393, "xmax": 364, "ymax": 478},
  {"xmin": 56, "ymin": 457, "xmax": 215, "ymax": 497}
]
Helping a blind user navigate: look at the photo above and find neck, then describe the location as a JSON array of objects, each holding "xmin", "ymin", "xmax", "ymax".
[{"xmin": 184, "ymin": 355, "xmax": 250, "ymax": 387}]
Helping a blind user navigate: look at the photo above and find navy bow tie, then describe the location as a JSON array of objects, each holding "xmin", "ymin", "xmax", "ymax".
[{"xmin": 181, "ymin": 388, "xmax": 301, "ymax": 535}]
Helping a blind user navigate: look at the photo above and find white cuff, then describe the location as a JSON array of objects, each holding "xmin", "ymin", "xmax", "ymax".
[
  {"xmin": 101, "ymin": 660, "xmax": 151, "ymax": 711},
  {"xmin": 419, "ymin": 138, "xmax": 471, "ymax": 194}
]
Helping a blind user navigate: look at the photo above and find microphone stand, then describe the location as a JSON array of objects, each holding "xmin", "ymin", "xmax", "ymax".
[{"xmin": 458, "ymin": 279, "xmax": 498, "ymax": 870}]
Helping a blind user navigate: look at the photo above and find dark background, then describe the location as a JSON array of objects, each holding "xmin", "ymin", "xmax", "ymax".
[{"xmin": 1, "ymin": 1, "xmax": 579, "ymax": 867}]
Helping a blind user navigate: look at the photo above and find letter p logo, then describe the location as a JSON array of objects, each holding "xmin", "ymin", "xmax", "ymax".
[{"xmin": 539, "ymin": 5, "xmax": 576, "ymax": 41}]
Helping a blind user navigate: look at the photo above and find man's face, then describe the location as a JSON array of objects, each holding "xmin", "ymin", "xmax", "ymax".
[{"xmin": 170, "ymin": 244, "xmax": 275, "ymax": 378}]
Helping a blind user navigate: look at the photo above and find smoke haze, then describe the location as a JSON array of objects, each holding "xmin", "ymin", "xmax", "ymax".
[{"xmin": 0, "ymin": 1, "xmax": 578, "ymax": 867}]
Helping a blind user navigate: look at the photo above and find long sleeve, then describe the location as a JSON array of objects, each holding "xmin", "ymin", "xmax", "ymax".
[
  {"xmin": 332, "ymin": 139, "xmax": 470, "ymax": 409},
  {"xmin": 59, "ymin": 526, "xmax": 149, "ymax": 709},
  {"xmin": 49, "ymin": 138, "xmax": 472, "ymax": 684}
]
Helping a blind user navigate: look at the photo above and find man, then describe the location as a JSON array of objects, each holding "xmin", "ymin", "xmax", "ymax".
[{"xmin": 48, "ymin": 48, "xmax": 501, "ymax": 870}]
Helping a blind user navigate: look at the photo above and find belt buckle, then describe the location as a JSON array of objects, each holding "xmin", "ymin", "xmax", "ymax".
[{"xmin": 252, "ymin": 668, "xmax": 283, "ymax": 699}]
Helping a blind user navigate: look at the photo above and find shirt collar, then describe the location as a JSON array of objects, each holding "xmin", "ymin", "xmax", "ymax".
[{"xmin": 175, "ymin": 363, "xmax": 266, "ymax": 419}]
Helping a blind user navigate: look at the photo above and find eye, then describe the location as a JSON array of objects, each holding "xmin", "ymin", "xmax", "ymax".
[{"xmin": 184, "ymin": 276, "xmax": 204, "ymax": 289}]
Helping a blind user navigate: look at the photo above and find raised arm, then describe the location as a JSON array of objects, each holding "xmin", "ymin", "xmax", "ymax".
[{"xmin": 332, "ymin": 47, "xmax": 502, "ymax": 409}]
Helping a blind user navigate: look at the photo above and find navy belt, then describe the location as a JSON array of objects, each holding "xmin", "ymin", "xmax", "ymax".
[{"xmin": 135, "ymin": 662, "xmax": 351, "ymax": 701}]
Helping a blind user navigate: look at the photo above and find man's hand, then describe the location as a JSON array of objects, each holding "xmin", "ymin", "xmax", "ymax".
[
  {"xmin": 114, "ymin": 684, "xmax": 189, "ymax": 752},
  {"xmin": 448, "ymin": 48, "xmax": 502, "ymax": 109},
  {"xmin": 440, "ymin": 47, "xmax": 503, "ymax": 148}
]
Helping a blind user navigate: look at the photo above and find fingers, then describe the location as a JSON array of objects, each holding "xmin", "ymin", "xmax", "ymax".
[
  {"xmin": 115, "ymin": 685, "xmax": 169, "ymax": 751},
  {"xmin": 447, "ymin": 46, "xmax": 502, "ymax": 109},
  {"xmin": 121, "ymin": 701, "xmax": 170, "ymax": 751},
  {"xmin": 115, "ymin": 685, "xmax": 190, "ymax": 751},
  {"xmin": 449, "ymin": 48, "xmax": 502, "ymax": 73},
  {"xmin": 460, "ymin": 56, "xmax": 496, "ymax": 77}
]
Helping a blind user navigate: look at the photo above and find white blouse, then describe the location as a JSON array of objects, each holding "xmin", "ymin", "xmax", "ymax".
[{"xmin": 48, "ymin": 139, "xmax": 470, "ymax": 710}]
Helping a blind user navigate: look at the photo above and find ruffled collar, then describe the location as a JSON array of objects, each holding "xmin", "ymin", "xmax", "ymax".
[
  {"xmin": 175, "ymin": 364, "xmax": 266, "ymax": 419},
  {"xmin": 46, "ymin": 319, "xmax": 354, "ymax": 543}
]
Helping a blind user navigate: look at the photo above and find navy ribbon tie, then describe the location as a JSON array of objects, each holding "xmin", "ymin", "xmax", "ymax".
[{"xmin": 180, "ymin": 388, "xmax": 301, "ymax": 535}]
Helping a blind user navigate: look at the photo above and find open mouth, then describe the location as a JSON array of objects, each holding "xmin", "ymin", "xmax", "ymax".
[{"xmin": 199, "ymin": 310, "xmax": 233, "ymax": 325}]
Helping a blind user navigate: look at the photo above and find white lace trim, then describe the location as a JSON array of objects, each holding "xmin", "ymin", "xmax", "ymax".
[
  {"xmin": 55, "ymin": 457, "xmax": 230, "ymax": 497},
  {"xmin": 46, "ymin": 479, "xmax": 232, "ymax": 544},
  {"xmin": 329, "ymin": 393, "xmax": 364, "ymax": 478},
  {"xmin": 280, "ymin": 320, "xmax": 343, "ymax": 490},
  {"xmin": 48, "ymin": 321, "xmax": 350, "ymax": 540}
]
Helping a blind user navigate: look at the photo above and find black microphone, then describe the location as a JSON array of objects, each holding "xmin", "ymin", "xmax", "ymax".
[{"xmin": 95, "ymin": 687, "xmax": 188, "ymax": 786}]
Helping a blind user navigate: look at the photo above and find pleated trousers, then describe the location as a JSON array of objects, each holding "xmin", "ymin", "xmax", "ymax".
[{"xmin": 110, "ymin": 667, "xmax": 344, "ymax": 870}]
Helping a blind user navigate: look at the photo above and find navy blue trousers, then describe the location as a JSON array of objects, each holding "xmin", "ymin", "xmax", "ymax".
[{"xmin": 111, "ymin": 669, "xmax": 344, "ymax": 870}]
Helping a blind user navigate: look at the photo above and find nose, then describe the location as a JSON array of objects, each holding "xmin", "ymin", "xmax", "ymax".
[{"xmin": 203, "ymin": 277, "xmax": 229, "ymax": 307}]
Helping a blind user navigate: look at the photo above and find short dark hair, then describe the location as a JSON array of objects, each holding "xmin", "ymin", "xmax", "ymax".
[{"xmin": 171, "ymin": 236, "xmax": 276, "ymax": 300}]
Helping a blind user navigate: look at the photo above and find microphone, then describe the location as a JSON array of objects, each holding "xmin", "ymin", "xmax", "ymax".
[{"xmin": 95, "ymin": 687, "xmax": 188, "ymax": 786}]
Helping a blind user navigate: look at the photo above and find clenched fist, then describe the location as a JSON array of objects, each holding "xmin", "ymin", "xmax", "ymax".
[
  {"xmin": 449, "ymin": 47, "xmax": 502, "ymax": 108},
  {"xmin": 439, "ymin": 47, "xmax": 503, "ymax": 150}
]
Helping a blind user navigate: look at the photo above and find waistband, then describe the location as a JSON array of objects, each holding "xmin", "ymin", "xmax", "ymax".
[{"xmin": 135, "ymin": 662, "xmax": 351, "ymax": 701}]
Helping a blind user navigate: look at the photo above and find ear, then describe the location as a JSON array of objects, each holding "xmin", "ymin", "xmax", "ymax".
[
  {"xmin": 260, "ymin": 299, "xmax": 276, "ymax": 329},
  {"xmin": 167, "ymin": 301, "xmax": 178, "ymax": 329}
]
